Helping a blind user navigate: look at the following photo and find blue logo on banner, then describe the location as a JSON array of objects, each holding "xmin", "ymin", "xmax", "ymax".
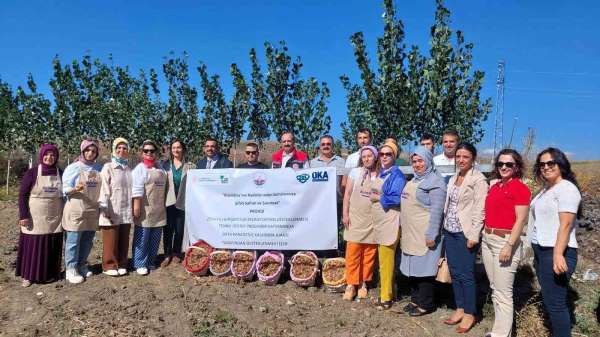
[
  {"xmin": 296, "ymin": 173, "xmax": 310, "ymax": 183},
  {"xmin": 312, "ymin": 171, "xmax": 329, "ymax": 182}
]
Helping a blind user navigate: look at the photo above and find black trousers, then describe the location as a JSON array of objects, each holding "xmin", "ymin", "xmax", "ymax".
[
  {"xmin": 409, "ymin": 276, "xmax": 436, "ymax": 311},
  {"xmin": 163, "ymin": 205, "xmax": 185, "ymax": 256}
]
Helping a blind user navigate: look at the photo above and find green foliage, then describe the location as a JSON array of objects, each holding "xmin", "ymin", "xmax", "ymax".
[{"xmin": 341, "ymin": 0, "xmax": 491, "ymax": 148}]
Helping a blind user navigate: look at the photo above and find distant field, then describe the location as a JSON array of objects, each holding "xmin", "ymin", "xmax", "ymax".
[{"xmin": 572, "ymin": 160, "xmax": 600, "ymax": 195}]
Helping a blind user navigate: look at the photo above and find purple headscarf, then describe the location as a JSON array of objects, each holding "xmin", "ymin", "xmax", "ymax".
[{"xmin": 39, "ymin": 143, "xmax": 59, "ymax": 174}]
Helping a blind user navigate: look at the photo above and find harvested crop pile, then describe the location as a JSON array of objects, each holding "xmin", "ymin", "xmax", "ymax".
[
  {"xmin": 290, "ymin": 251, "xmax": 319, "ymax": 287},
  {"xmin": 183, "ymin": 240, "xmax": 213, "ymax": 275},
  {"xmin": 258, "ymin": 256, "xmax": 280, "ymax": 277},
  {"xmin": 231, "ymin": 251, "xmax": 256, "ymax": 281},
  {"xmin": 292, "ymin": 255, "xmax": 317, "ymax": 279},
  {"xmin": 322, "ymin": 258, "xmax": 345, "ymax": 286},
  {"xmin": 209, "ymin": 250, "xmax": 232, "ymax": 276}
]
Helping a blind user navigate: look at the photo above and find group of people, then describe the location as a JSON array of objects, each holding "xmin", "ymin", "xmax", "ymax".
[
  {"xmin": 16, "ymin": 128, "xmax": 582, "ymax": 337},
  {"xmin": 341, "ymin": 129, "xmax": 582, "ymax": 337}
]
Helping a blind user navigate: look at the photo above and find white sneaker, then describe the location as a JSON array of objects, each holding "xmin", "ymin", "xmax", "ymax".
[
  {"xmin": 66, "ymin": 269, "xmax": 84, "ymax": 284},
  {"xmin": 79, "ymin": 265, "xmax": 92, "ymax": 278},
  {"xmin": 117, "ymin": 268, "xmax": 128, "ymax": 276},
  {"xmin": 103, "ymin": 269, "xmax": 119, "ymax": 277},
  {"xmin": 136, "ymin": 267, "xmax": 149, "ymax": 275},
  {"xmin": 21, "ymin": 279, "xmax": 32, "ymax": 287}
]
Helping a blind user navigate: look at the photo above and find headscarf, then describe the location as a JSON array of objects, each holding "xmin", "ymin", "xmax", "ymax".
[
  {"xmin": 111, "ymin": 137, "xmax": 129, "ymax": 166},
  {"xmin": 359, "ymin": 145, "xmax": 379, "ymax": 181},
  {"xmin": 39, "ymin": 143, "xmax": 59, "ymax": 174},
  {"xmin": 410, "ymin": 145, "xmax": 434, "ymax": 180},
  {"xmin": 381, "ymin": 142, "xmax": 399, "ymax": 159},
  {"xmin": 78, "ymin": 139, "xmax": 99, "ymax": 166},
  {"xmin": 141, "ymin": 139, "xmax": 159, "ymax": 168}
]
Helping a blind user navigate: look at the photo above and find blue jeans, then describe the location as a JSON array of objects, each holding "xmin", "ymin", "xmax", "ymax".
[
  {"xmin": 132, "ymin": 226, "xmax": 162, "ymax": 269},
  {"xmin": 532, "ymin": 244, "xmax": 577, "ymax": 337},
  {"xmin": 64, "ymin": 230, "xmax": 96, "ymax": 270},
  {"xmin": 444, "ymin": 230, "xmax": 478, "ymax": 315}
]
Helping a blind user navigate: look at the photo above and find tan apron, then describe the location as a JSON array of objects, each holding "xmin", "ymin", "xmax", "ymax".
[
  {"xmin": 62, "ymin": 166, "xmax": 101, "ymax": 232},
  {"xmin": 23, "ymin": 165, "xmax": 63, "ymax": 235},
  {"xmin": 371, "ymin": 177, "xmax": 400, "ymax": 246},
  {"xmin": 136, "ymin": 168, "xmax": 167, "ymax": 228},
  {"xmin": 99, "ymin": 164, "xmax": 132, "ymax": 227},
  {"xmin": 400, "ymin": 179, "xmax": 431, "ymax": 256},
  {"xmin": 344, "ymin": 170, "xmax": 377, "ymax": 243}
]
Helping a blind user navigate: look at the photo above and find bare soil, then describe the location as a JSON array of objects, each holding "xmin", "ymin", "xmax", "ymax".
[{"xmin": 1, "ymin": 198, "xmax": 598, "ymax": 337}]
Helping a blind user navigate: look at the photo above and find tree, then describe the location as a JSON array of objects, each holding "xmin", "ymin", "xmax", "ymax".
[
  {"xmin": 197, "ymin": 63, "xmax": 228, "ymax": 149},
  {"xmin": 246, "ymin": 48, "xmax": 270, "ymax": 144},
  {"xmin": 340, "ymin": 0, "xmax": 491, "ymax": 147},
  {"xmin": 163, "ymin": 53, "xmax": 202, "ymax": 158},
  {"xmin": 0, "ymin": 79, "xmax": 20, "ymax": 190}
]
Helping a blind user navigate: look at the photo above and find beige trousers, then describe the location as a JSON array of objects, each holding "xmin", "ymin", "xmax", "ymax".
[{"xmin": 481, "ymin": 232, "xmax": 522, "ymax": 337}]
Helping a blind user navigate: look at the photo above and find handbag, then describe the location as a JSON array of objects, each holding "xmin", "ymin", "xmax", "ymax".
[{"xmin": 436, "ymin": 257, "xmax": 452, "ymax": 283}]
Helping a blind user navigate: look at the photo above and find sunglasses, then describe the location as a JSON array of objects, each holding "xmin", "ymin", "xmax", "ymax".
[
  {"xmin": 539, "ymin": 160, "xmax": 557, "ymax": 169},
  {"xmin": 142, "ymin": 149, "xmax": 156, "ymax": 154},
  {"xmin": 380, "ymin": 152, "xmax": 393, "ymax": 157},
  {"xmin": 495, "ymin": 161, "xmax": 515, "ymax": 169},
  {"xmin": 245, "ymin": 151, "xmax": 258, "ymax": 155},
  {"xmin": 320, "ymin": 143, "xmax": 332, "ymax": 147}
]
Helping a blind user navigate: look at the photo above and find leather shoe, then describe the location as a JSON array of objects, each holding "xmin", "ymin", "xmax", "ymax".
[{"xmin": 408, "ymin": 306, "xmax": 435, "ymax": 317}]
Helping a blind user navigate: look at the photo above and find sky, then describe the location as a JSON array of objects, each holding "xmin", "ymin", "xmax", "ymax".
[{"xmin": 1, "ymin": 0, "xmax": 599, "ymax": 159}]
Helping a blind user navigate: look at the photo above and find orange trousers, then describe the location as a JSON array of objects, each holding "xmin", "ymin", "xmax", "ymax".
[{"xmin": 344, "ymin": 241, "xmax": 378, "ymax": 286}]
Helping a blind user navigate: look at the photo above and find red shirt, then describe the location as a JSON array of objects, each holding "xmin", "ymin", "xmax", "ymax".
[{"xmin": 484, "ymin": 178, "xmax": 531, "ymax": 230}]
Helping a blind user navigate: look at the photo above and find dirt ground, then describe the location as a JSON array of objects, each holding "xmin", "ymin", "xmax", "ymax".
[{"xmin": 0, "ymin": 197, "xmax": 598, "ymax": 337}]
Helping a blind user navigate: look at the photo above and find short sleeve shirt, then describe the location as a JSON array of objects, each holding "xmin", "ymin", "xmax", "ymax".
[{"xmin": 484, "ymin": 178, "xmax": 531, "ymax": 230}]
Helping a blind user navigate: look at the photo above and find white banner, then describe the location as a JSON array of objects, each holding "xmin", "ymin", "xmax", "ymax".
[{"xmin": 185, "ymin": 167, "xmax": 338, "ymax": 250}]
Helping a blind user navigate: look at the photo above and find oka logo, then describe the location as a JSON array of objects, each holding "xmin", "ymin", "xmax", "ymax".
[
  {"xmin": 296, "ymin": 173, "xmax": 310, "ymax": 183},
  {"xmin": 220, "ymin": 175, "xmax": 229, "ymax": 184},
  {"xmin": 312, "ymin": 171, "xmax": 329, "ymax": 182}
]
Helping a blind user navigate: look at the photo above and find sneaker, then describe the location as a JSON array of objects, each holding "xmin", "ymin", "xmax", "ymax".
[
  {"xmin": 66, "ymin": 268, "xmax": 84, "ymax": 284},
  {"xmin": 136, "ymin": 267, "xmax": 149, "ymax": 275},
  {"xmin": 79, "ymin": 265, "xmax": 92, "ymax": 278},
  {"xmin": 21, "ymin": 279, "xmax": 32, "ymax": 287},
  {"xmin": 117, "ymin": 268, "xmax": 128, "ymax": 276},
  {"xmin": 102, "ymin": 269, "xmax": 119, "ymax": 277}
]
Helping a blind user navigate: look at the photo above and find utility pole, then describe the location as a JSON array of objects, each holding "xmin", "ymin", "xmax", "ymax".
[{"xmin": 493, "ymin": 60, "xmax": 505, "ymax": 159}]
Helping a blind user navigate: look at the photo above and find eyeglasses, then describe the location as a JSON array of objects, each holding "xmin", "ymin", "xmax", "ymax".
[
  {"xmin": 245, "ymin": 151, "xmax": 258, "ymax": 155},
  {"xmin": 380, "ymin": 152, "xmax": 393, "ymax": 157},
  {"xmin": 320, "ymin": 143, "xmax": 332, "ymax": 147},
  {"xmin": 142, "ymin": 149, "xmax": 156, "ymax": 154},
  {"xmin": 495, "ymin": 161, "xmax": 515, "ymax": 169},
  {"xmin": 539, "ymin": 160, "xmax": 557, "ymax": 169}
]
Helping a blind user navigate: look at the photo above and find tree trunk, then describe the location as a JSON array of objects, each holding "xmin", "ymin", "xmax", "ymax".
[{"xmin": 5, "ymin": 154, "xmax": 11, "ymax": 194}]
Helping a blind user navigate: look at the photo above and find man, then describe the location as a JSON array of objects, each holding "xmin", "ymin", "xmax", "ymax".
[
  {"xmin": 310, "ymin": 135, "xmax": 346, "ymax": 200},
  {"xmin": 196, "ymin": 138, "xmax": 233, "ymax": 169},
  {"xmin": 237, "ymin": 142, "xmax": 268, "ymax": 169},
  {"xmin": 433, "ymin": 130, "xmax": 459, "ymax": 180},
  {"xmin": 271, "ymin": 131, "xmax": 309, "ymax": 169},
  {"xmin": 344, "ymin": 128, "xmax": 372, "ymax": 169},
  {"xmin": 419, "ymin": 133, "xmax": 435, "ymax": 154}
]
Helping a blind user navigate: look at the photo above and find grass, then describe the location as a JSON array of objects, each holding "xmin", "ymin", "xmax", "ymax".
[{"xmin": 0, "ymin": 187, "xmax": 17, "ymax": 202}]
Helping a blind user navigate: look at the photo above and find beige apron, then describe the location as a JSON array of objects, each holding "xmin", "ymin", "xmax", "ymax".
[
  {"xmin": 23, "ymin": 165, "xmax": 63, "ymax": 235},
  {"xmin": 344, "ymin": 170, "xmax": 377, "ymax": 243},
  {"xmin": 99, "ymin": 163, "xmax": 132, "ymax": 227},
  {"xmin": 371, "ymin": 177, "xmax": 400, "ymax": 246},
  {"xmin": 400, "ymin": 179, "xmax": 431, "ymax": 256},
  {"xmin": 62, "ymin": 166, "xmax": 101, "ymax": 232},
  {"xmin": 136, "ymin": 168, "xmax": 167, "ymax": 228}
]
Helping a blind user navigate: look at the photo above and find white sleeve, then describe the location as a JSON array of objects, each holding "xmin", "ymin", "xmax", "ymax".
[
  {"xmin": 349, "ymin": 167, "xmax": 362, "ymax": 182},
  {"xmin": 557, "ymin": 181, "xmax": 581, "ymax": 214},
  {"xmin": 131, "ymin": 164, "xmax": 148, "ymax": 198}
]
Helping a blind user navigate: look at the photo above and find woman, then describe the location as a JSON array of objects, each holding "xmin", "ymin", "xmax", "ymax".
[
  {"xmin": 482, "ymin": 149, "xmax": 530, "ymax": 337},
  {"xmin": 131, "ymin": 140, "xmax": 167, "ymax": 275},
  {"xmin": 98, "ymin": 137, "xmax": 132, "ymax": 276},
  {"xmin": 342, "ymin": 145, "xmax": 380, "ymax": 301},
  {"xmin": 399, "ymin": 146, "xmax": 447, "ymax": 316},
  {"xmin": 528, "ymin": 148, "xmax": 581, "ymax": 337},
  {"xmin": 442, "ymin": 143, "xmax": 488, "ymax": 333},
  {"xmin": 161, "ymin": 139, "xmax": 195, "ymax": 267},
  {"xmin": 62, "ymin": 139, "xmax": 103, "ymax": 284},
  {"xmin": 16, "ymin": 144, "xmax": 64, "ymax": 287},
  {"xmin": 370, "ymin": 142, "xmax": 405, "ymax": 310}
]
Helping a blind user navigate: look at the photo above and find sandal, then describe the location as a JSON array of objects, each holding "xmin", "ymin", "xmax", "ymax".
[
  {"xmin": 375, "ymin": 299, "xmax": 393, "ymax": 311},
  {"xmin": 343, "ymin": 285, "xmax": 356, "ymax": 301}
]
